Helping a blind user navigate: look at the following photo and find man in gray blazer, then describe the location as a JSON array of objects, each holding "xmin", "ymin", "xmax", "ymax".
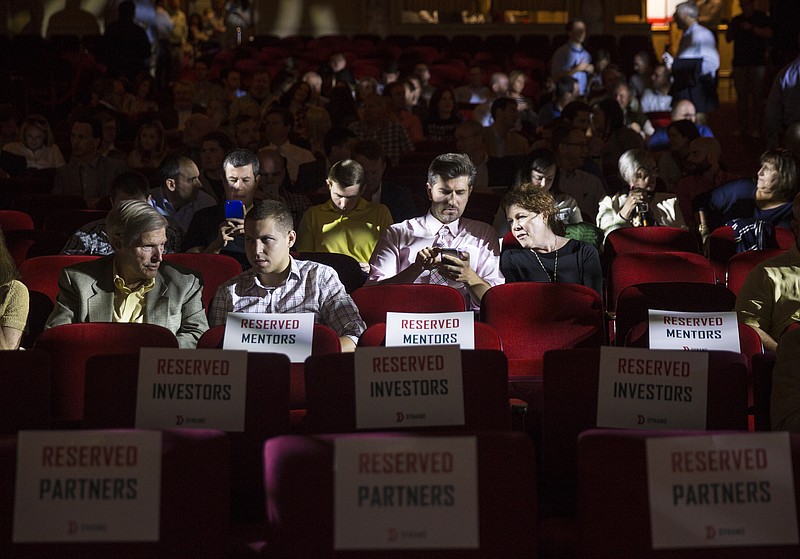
[{"xmin": 46, "ymin": 199, "xmax": 209, "ymax": 348}]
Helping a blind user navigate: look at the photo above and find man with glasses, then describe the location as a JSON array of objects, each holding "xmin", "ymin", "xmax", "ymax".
[{"xmin": 46, "ymin": 199, "xmax": 208, "ymax": 348}]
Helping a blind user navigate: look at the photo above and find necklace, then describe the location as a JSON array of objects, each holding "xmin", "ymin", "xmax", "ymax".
[{"xmin": 531, "ymin": 247, "xmax": 558, "ymax": 283}]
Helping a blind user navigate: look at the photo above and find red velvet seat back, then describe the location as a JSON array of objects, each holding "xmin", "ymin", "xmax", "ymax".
[{"xmin": 351, "ymin": 284, "xmax": 466, "ymax": 327}]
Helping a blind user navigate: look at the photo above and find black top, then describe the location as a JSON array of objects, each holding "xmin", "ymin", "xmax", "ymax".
[{"xmin": 500, "ymin": 238, "xmax": 603, "ymax": 296}]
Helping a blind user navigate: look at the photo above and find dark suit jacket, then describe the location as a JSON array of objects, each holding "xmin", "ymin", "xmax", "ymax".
[{"xmin": 45, "ymin": 255, "xmax": 209, "ymax": 348}]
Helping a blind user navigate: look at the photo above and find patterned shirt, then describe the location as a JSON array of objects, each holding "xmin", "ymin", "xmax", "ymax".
[
  {"xmin": 61, "ymin": 219, "xmax": 183, "ymax": 255},
  {"xmin": 349, "ymin": 120, "xmax": 413, "ymax": 166},
  {"xmin": 209, "ymin": 258, "xmax": 366, "ymax": 344}
]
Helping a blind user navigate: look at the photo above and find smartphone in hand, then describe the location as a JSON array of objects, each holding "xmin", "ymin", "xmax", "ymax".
[{"xmin": 224, "ymin": 200, "xmax": 245, "ymax": 220}]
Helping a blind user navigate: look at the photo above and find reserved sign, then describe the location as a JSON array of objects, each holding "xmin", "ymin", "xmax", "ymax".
[
  {"xmin": 648, "ymin": 309, "xmax": 741, "ymax": 352},
  {"xmin": 596, "ymin": 346, "xmax": 709, "ymax": 430},
  {"xmin": 354, "ymin": 345, "xmax": 465, "ymax": 429},
  {"xmin": 136, "ymin": 348, "xmax": 248, "ymax": 432},
  {"xmin": 334, "ymin": 436, "xmax": 478, "ymax": 549},
  {"xmin": 385, "ymin": 312, "xmax": 474, "ymax": 349},
  {"xmin": 647, "ymin": 432, "xmax": 799, "ymax": 549},
  {"xmin": 13, "ymin": 430, "xmax": 162, "ymax": 542},
  {"xmin": 223, "ymin": 312, "xmax": 314, "ymax": 362}
]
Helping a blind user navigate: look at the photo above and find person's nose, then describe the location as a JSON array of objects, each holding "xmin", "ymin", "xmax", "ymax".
[{"xmin": 151, "ymin": 246, "xmax": 163, "ymax": 263}]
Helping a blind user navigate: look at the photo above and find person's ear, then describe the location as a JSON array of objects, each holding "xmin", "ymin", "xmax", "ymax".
[
  {"xmin": 426, "ymin": 182, "xmax": 433, "ymax": 201},
  {"xmin": 109, "ymin": 234, "xmax": 124, "ymax": 252},
  {"xmin": 165, "ymin": 178, "xmax": 176, "ymax": 192},
  {"xmin": 287, "ymin": 229, "xmax": 296, "ymax": 248}
]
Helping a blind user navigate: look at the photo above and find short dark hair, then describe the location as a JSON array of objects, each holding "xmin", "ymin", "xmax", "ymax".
[
  {"xmin": 246, "ymin": 199, "xmax": 294, "ymax": 233},
  {"xmin": 223, "ymin": 148, "xmax": 259, "ymax": 176},
  {"xmin": 202, "ymin": 130, "xmax": 233, "ymax": 151},
  {"xmin": 328, "ymin": 159, "xmax": 364, "ymax": 187},
  {"xmin": 490, "ymin": 97, "xmax": 515, "ymax": 119},
  {"xmin": 157, "ymin": 155, "xmax": 186, "ymax": 185},
  {"xmin": 514, "ymin": 148, "xmax": 557, "ymax": 188},
  {"xmin": 555, "ymin": 75, "xmax": 578, "ymax": 100},
  {"xmin": 566, "ymin": 19, "xmax": 584, "ymax": 32},
  {"xmin": 351, "ymin": 139, "xmax": 384, "ymax": 162},
  {"xmin": 667, "ymin": 119, "xmax": 701, "ymax": 143},
  {"xmin": 110, "ymin": 170, "xmax": 150, "ymax": 199},
  {"xmin": 72, "ymin": 116, "xmax": 103, "ymax": 139},
  {"xmin": 323, "ymin": 127, "xmax": 356, "ymax": 157},
  {"xmin": 428, "ymin": 153, "xmax": 476, "ymax": 189}
]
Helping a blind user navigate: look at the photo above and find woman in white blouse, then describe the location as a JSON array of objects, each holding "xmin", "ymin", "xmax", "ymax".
[
  {"xmin": 2, "ymin": 114, "xmax": 64, "ymax": 170},
  {"xmin": 597, "ymin": 148, "xmax": 687, "ymax": 239}
]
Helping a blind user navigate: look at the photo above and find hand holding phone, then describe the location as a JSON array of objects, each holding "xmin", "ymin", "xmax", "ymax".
[{"xmin": 224, "ymin": 200, "xmax": 245, "ymax": 220}]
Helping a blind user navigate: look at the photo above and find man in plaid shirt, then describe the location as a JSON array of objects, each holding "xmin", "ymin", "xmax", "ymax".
[{"xmin": 209, "ymin": 199, "xmax": 365, "ymax": 351}]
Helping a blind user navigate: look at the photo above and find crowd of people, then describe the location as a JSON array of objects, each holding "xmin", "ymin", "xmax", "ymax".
[{"xmin": 3, "ymin": 2, "xmax": 800, "ymax": 425}]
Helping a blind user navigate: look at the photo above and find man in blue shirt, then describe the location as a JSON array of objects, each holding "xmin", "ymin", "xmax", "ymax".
[{"xmin": 551, "ymin": 19, "xmax": 594, "ymax": 96}]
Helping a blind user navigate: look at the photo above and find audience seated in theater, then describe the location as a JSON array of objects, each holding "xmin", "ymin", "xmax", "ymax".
[
  {"xmin": 352, "ymin": 140, "xmax": 417, "ymax": 223},
  {"xmin": 614, "ymin": 82, "xmax": 655, "ymax": 140},
  {"xmin": 127, "ymin": 120, "xmax": 167, "ymax": 169},
  {"xmin": 587, "ymin": 48, "xmax": 612, "ymax": 98},
  {"xmin": 423, "ymin": 87, "xmax": 463, "ymax": 142},
  {"xmin": 597, "ymin": 149, "xmax": 687, "ymax": 239},
  {"xmin": 559, "ymin": 102, "xmax": 607, "ymax": 187},
  {"xmin": 629, "ymin": 50, "xmax": 655, "ymax": 97},
  {"xmin": 639, "ymin": 63, "xmax": 673, "ymax": 113},
  {"xmin": 318, "ymin": 52, "xmax": 356, "ymax": 99},
  {"xmin": 657, "ymin": 119, "xmax": 701, "ymax": 191},
  {"xmin": 94, "ymin": 109, "xmax": 127, "ymax": 162},
  {"xmin": 537, "ymin": 75, "xmax": 579, "ymax": 130},
  {"xmin": 673, "ymin": 137, "xmax": 740, "ymax": 227},
  {"xmin": 220, "ymin": 68, "xmax": 245, "ymax": 106},
  {"xmin": 191, "ymin": 58, "xmax": 226, "ymax": 110},
  {"xmin": 502, "ymin": 185, "xmax": 602, "ymax": 296},
  {"xmin": 48, "ymin": 199, "xmax": 208, "ymax": 348},
  {"xmin": 301, "ymin": 71, "xmax": 324, "ymax": 107},
  {"xmin": 366, "ymin": 153, "xmax": 503, "ymax": 310},
  {"xmin": 455, "ymin": 120, "xmax": 492, "ymax": 193},
  {"xmin": 551, "ymin": 18, "xmax": 594, "ymax": 96},
  {"xmin": 588, "ymin": 96, "xmax": 644, "ymax": 180},
  {"xmin": 209, "ymin": 200, "xmax": 365, "ymax": 351},
  {"xmin": 454, "ymin": 64, "xmax": 490, "ymax": 105},
  {"xmin": 551, "ymin": 124, "xmax": 606, "ymax": 221},
  {"xmin": 63, "ymin": 171, "xmax": 183, "ymax": 255},
  {"xmin": 199, "ymin": 131, "xmax": 233, "ymax": 203},
  {"xmin": 229, "ymin": 69, "xmax": 275, "ymax": 120},
  {"xmin": 181, "ymin": 113, "xmax": 215, "ymax": 165},
  {"xmin": 149, "ymin": 155, "xmax": 217, "ymax": 234},
  {"xmin": 483, "ymin": 97, "xmax": 530, "ymax": 158},
  {"xmin": 295, "ymin": 127, "xmax": 356, "ymax": 196},
  {"xmin": 695, "ymin": 149, "xmax": 799, "ymax": 246},
  {"xmin": 279, "ymin": 81, "xmax": 314, "ymax": 136},
  {"xmin": 0, "ymin": 228, "xmax": 28, "ymax": 350},
  {"xmin": 472, "ymin": 72, "xmax": 510, "ymax": 127},
  {"xmin": 230, "ymin": 114, "xmax": 261, "ymax": 153},
  {"xmin": 1, "ymin": 114, "xmax": 65, "ymax": 170},
  {"xmin": 766, "ymin": 36, "xmax": 800, "ymax": 147},
  {"xmin": 384, "ymin": 81, "xmax": 424, "ymax": 144},
  {"xmin": 256, "ymin": 148, "xmax": 311, "ymax": 229},
  {"xmin": 648, "ymin": 99, "xmax": 714, "ymax": 150},
  {"xmin": 413, "ymin": 63, "xmax": 436, "ymax": 106},
  {"xmin": 349, "ymin": 94, "xmax": 413, "ymax": 166},
  {"xmin": 263, "ymin": 107, "xmax": 317, "ymax": 183},
  {"xmin": 53, "ymin": 116, "xmax": 129, "ymax": 207},
  {"xmin": 296, "ymin": 159, "xmax": 392, "ymax": 272},
  {"xmin": 735, "ymin": 193, "xmax": 800, "ymax": 353},
  {"xmin": 121, "ymin": 74, "xmax": 160, "ymax": 120},
  {"xmin": 405, "ymin": 75, "xmax": 428, "ymax": 120},
  {"xmin": 183, "ymin": 148, "xmax": 261, "ymax": 269}
]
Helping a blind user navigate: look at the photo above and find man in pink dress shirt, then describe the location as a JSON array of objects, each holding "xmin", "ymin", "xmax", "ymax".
[{"xmin": 366, "ymin": 153, "xmax": 503, "ymax": 310}]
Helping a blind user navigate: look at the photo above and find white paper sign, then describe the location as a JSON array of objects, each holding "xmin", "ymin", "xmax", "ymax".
[
  {"xmin": 648, "ymin": 309, "xmax": 741, "ymax": 353},
  {"xmin": 135, "ymin": 347, "xmax": 248, "ymax": 432},
  {"xmin": 13, "ymin": 430, "xmax": 162, "ymax": 543},
  {"xmin": 354, "ymin": 345, "xmax": 465, "ymax": 429},
  {"xmin": 223, "ymin": 312, "xmax": 314, "ymax": 362},
  {"xmin": 647, "ymin": 432, "xmax": 799, "ymax": 549},
  {"xmin": 334, "ymin": 436, "xmax": 478, "ymax": 549},
  {"xmin": 596, "ymin": 346, "xmax": 709, "ymax": 430},
  {"xmin": 385, "ymin": 312, "xmax": 474, "ymax": 349}
]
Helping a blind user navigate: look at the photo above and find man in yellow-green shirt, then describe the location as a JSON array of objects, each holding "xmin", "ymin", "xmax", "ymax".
[{"xmin": 295, "ymin": 159, "xmax": 393, "ymax": 272}]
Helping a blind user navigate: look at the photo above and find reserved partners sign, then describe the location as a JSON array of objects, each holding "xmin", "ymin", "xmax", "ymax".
[{"xmin": 13, "ymin": 430, "xmax": 162, "ymax": 542}]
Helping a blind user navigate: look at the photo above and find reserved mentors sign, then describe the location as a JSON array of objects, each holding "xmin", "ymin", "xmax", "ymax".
[
  {"xmin": 648, "ymin": 309, "xmax": 741, "ymax": 352},
  {"xmin": 334, "ymin": 436, "xmax": 478, "ymax": 549},
  {"xmin": 13, "ymin": 430, "xmax": 162, "ymax": 542},
  {"xmin": 647, "ymin": 432, "xmax": 799, "ymax": 549},
  {"xmin": 354, "ymin": 345, "xmax": 465, "ymax": 429},
  {"xmin": 385, "ymin": 312, "xmax": 475, "ymax": 349},
  {"xmin": 223, "ymin": 312, "xmax": 314, "ymax": 362}
]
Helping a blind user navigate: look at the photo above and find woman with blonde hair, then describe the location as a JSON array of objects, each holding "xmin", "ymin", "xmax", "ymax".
[
  {"xmin": 0, "ymin": 228, "xmax": 28, "ymax": 350},
  {"xmin": 2, "ymin": 114, "xmax": 65, "ymax": 169}
]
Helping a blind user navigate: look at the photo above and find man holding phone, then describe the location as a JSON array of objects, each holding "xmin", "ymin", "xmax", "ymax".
[
  {"xmin": 183, "ymin": 148, "xmax": 259, "ymax": 269},
  {"xmin": 366, "ymin": 153, "xmax": 503, "ymax": 310}
]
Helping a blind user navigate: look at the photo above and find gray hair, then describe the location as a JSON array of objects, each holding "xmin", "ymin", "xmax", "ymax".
[
  {"xmin": 106, "ymin": 199, "xmax": 167, "ymax": 247},
  {"xmin": 223, "ymin": 148, "xmax": 260, "ymax": 176},
  {"xmin": 676, "ymin": 1, "xmax": 698, "ymax": 19},
  {"xmin": 428, "ymin": 153, "xmax": 476, "ymax": 190},
  {"xmin": 618, "ymin": 149, "xmax": 656, "ymax": 185}
]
